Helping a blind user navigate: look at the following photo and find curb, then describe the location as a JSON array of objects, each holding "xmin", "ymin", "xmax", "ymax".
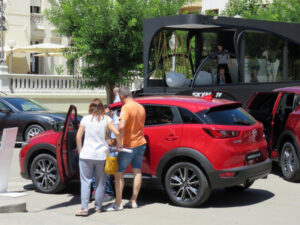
[{"xmin": 0, "ymin": 197, "xmax": 27, "ymax": 213}]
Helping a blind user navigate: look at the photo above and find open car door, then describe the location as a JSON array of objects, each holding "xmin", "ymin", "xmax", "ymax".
[
  {"xmin": 56, "ymin": 105, "xmax": 79, "ymax": 184},
  {"xmin": 245, "ymin": 92, "xmax": 280, "ymax": 146}
]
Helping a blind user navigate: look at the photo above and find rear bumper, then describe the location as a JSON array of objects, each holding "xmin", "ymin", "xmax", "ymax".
[{"xmin": 208, "ymin": 159, "xmax": 272, "ymax": 189}]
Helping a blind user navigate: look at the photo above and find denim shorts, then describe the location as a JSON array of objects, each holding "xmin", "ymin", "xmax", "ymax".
[{"xmin": 118, "ymin": 144, "xmax": 146, "ymax": 172}]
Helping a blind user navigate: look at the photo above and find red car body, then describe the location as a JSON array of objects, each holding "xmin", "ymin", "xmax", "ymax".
[
  {"xmin": 245, "ymin": 86, "xmax": 300, "ymax": 181},
  {"xmin": 20, "ymin": 95, "xmax": 272, "ymax": 207}
]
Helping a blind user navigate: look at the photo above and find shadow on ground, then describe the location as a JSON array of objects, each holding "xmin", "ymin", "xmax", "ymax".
[
  {"xmin": 200, "ymin": 188, "xmax": 274, "ymax": 208},
  {"xmin": 39, "ymin": 178, "xmax": 274, "ymax": 210},
  {"xmin": 271, "ymin": 162, "xmax": 283, "ymax": 178}
]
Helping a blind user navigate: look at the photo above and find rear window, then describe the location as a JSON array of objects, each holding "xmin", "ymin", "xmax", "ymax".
[{"xmin": 197, "ymin": 107, "xmax": 256, "ymax": 125}]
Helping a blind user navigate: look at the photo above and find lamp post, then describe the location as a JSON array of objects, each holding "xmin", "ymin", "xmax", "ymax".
[
  {"xmin": 0, "ymin": 0, "xmax": 7, "ymax": 74},
  {"xmin": 7, "ymin": 40, "xmax": 15, "ymax": 73}
]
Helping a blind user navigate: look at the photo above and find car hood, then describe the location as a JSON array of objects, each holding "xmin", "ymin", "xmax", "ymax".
[{"xmin": 20, "ymin": 111, "xmax": 66, "ymax": 121}]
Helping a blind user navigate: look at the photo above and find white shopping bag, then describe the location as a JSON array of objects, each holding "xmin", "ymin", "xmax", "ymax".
[{"xmin": 0, "ymin": 127, "xmax": 18, "ymax": 193}]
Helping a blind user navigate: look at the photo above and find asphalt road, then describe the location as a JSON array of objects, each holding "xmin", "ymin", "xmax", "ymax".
[{"xmin": 0, "ymin": 148, "xmax": 300, "ymax": 225}]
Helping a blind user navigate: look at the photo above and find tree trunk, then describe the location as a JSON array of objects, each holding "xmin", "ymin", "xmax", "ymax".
[{"xmin": 105, "ymin": 82, "xmax": 115, "ymax": 104}]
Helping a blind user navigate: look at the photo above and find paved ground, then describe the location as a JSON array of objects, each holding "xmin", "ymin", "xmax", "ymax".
[{"xmin": 1, "ymin": 148, "xmax": 300, "ymax": 225}]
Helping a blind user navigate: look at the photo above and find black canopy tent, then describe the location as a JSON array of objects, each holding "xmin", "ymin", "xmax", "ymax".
[{"xmin": 142, "ymin": 14, "xmax": 300, "ymax": 103}]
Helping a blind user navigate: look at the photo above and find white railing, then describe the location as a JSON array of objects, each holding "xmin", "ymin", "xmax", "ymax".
[
  {"xmin": 30, "ymin": 13, "xmax": 44, "ymax": 27},
  {"xmin": 5, "ymin": 74, "xmax": 143, "ymax": 94}
]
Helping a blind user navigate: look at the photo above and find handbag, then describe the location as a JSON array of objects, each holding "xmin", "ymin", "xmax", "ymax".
[
  {"xmin": 104, "ymin": 149, "xmax": 118, "ymax": 175},
  {"xmin": 104, "ymin": 115, "xmax": 118, "ymax": 175}
]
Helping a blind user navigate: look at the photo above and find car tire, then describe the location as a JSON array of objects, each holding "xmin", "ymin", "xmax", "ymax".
[
  {"xmin": 25, "ymin": 124, "xmax": 45, "ymax": 141},
  {"xmin": 164, "ymin": 162, "xmax": 211, "ymax": 207},
  {"xmin": 30, "ymin": 154, "xmax": 64, "ymax": 193},
  {"xmin": 280, "ymin": 142, "xmax": 300, "ymax": 182},
  {"xmin": 225, "ymin": 180, "xmax": 254, "ymax": 192}
]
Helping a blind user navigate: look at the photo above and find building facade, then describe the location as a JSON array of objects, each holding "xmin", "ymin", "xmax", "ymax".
[
  {"xmin": 4, "ymin": 0, "xmax": 68, "ymax": 75},
  {"xmin": 201, "ymin": 0, "xmax": 228, "ymax": 14}
]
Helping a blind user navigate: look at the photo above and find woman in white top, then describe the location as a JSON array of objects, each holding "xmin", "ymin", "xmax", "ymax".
[{"xmin": 75, "ymin": 98, "xmax": 121, "ymax": 216}]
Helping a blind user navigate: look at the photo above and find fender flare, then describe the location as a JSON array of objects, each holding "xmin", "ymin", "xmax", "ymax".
[
  {"xmin": 155, "ymin": 147, "xmax": 214, "ymax": 183},
  {"xmin": 24, "ymin": 143, "xmax": 57, "ymax": 178}
]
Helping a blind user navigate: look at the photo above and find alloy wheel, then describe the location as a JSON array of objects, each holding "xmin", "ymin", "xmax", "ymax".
[
  {"xmin": 26, "ymin": 127, "xmax": 43, "ymax": 140},
  {"xmin": 281, "ymin": 143, "xmax": 297, "ymax": 179},
  {"xmin": 169, "ymin": 167, "xmax": 200, "ymax": 202},
  {"xmin": 33, "ymin": 158, "xmax": 58, "ymax": 191}
]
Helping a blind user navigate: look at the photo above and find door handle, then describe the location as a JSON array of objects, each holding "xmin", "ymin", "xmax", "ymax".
[{"xmin": 165, "ymin": 134, "xmax": 178, "ymax": 141}]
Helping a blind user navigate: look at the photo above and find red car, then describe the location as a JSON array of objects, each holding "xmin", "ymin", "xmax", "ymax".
[
  {"xmin": 245, "ymin": 86, "xmax": 300, "ymax": 182},
  {"xmin": 20, "ymin": 96, "xmax": 271, "ymax": 207}
]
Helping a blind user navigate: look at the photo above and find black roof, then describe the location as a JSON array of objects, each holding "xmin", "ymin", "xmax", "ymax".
[
  {"xmin": 143, "ymin": 14, "xmax": 300, "ymax": 82},
  {"xmin": 144, "ymin": 14, "xmax": 300, "ymax": 45}
]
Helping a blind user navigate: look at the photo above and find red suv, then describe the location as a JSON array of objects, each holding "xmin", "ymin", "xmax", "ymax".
[
  {"xmin": 245, "ymin": 87, "xmax": 300, "ymax": 182},
  {"xmin": 20, "ymin": 96, "xmax": 271, "ymax": 207}
]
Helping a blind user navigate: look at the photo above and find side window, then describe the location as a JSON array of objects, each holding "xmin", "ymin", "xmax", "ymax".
[
  {"xmin": 248, "ymin": 93, "xmax": 278, "ymax": 113},
  {"xmin": 144, "ymin": 105, "xmax": 174, "ymax": 126},
  {"xmin": 178, "ymin": 107, "xmax": 202, "ymax": 124},
  {"xmin": 277, "ymin": 93, "xmax": 295, "ymax": 116},
  {"xmin": 293, "ymin": 94, "xmax": 300, "ymax": 110},
  {"xmin": 0, "ymin": 102, "xmax": 9, "ymax": 110}
]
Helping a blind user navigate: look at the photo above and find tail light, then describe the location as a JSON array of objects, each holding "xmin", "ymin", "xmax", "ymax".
[{"xmin": 203, "ymin": 128, "xmax": 240, "ymax": 139}]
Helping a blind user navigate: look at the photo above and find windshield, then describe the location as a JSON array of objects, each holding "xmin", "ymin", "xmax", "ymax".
[
  {"xmin": 5, "ymin": 98, "xmax": 49, "ymax": 112},
  {"xmin": 197, "ymin": 107, "xmax": 256, "ymax": 126}
]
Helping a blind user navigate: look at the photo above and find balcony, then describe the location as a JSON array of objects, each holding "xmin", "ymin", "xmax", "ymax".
[{"xmin": 30, "ymin": 13, "xmax": 44, "ymax": 29}]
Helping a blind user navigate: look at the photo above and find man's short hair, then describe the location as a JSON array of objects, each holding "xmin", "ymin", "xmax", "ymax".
[
  {"xmin": 113, "ymin": 87, "xmax": 120, "ymax": 94},
  {"xmin": 119, "ymin": 87, "xmax": 132, "ymax": 98}
]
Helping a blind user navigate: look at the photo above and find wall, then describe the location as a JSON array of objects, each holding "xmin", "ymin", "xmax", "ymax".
[
  {"xmin": 5, "ymin": 0, "xmax": 31, "ymax": 74},
  {"xmin": 202, "ymin": 0, "xmax": 229, "ymax": 14},
  {"xmin": 5, "ymin": 0, "xmax": 69, "ymax": 75}
]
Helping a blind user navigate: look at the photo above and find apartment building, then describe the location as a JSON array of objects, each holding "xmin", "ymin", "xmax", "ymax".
[
  {"xmin": 202, "ymin": 0, "xmax": 228, "ymax": 14},
  {"xmin": 4, "ymin": 0, "xmax": 68, "ymax": 74}
]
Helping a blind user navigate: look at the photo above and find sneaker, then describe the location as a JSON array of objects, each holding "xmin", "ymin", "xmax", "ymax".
[
  {"xmin": 103, "ymin": 203, "xmax": 123, "ymax": 212},
  {"xmin": 124, "ymin": 201, "xmax": 138, "ymax": 209},
  {"xmin": 103, "ymin": 194, "xmax": 115, "ymax": 202}
]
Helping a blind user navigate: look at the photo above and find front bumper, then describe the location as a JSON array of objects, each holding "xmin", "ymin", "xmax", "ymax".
[
  {"xmin": 208, "ymin": 159, "xmax": 272, "ymax": 189},
  {"xmin": 20, "ymin": 172, "xmax": 29, "ymax": 179}
]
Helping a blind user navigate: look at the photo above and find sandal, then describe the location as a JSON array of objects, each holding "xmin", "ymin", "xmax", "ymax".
[{"xmin": 75, "ymin": 209, "xmax": 89, "ymax": 216}]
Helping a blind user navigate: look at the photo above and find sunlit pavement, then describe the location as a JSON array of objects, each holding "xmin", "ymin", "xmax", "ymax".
[{"xmin": 1, "ymin": 148, "xmax": 299, "ymax": 225}]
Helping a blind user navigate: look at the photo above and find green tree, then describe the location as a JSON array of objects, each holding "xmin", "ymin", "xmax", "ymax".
[
  {"xmin": 45, "ymin": 0, "xmax": 192, "ymax": 103},
  {"xmin": 254, "ymin": 0, "xmax": 300, "ymax": 23},
  {"xmin": 221, "ymin": 0, "xmax": 264, "ymax": 18},
  {"xmin": 222, "ymin": 0, "xmax": 300, "ymax": 23}
]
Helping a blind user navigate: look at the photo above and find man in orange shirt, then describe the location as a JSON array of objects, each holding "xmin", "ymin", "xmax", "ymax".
[{"xmin": 105, "ymin": 87, "xmax": 146, "ymax": 211}]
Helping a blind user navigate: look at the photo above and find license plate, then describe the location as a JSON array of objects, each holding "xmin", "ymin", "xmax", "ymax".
[{"xmin": 246, "ymin": 151, "xmax": 262, "ymax": 161}]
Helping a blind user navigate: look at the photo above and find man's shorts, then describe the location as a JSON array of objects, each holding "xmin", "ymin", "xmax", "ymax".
[{"xmin": 117, "ymin": 144, "xmax": 146, "ymax": 172}]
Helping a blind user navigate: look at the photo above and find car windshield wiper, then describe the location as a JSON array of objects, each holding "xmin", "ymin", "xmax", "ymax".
[{"xmin": 233, "ymin": 120, "xmax": 252, "ymax": 125}]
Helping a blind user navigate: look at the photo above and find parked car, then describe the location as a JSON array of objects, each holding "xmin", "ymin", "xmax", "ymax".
[
  {"xmin": 0, "ymin": 97, "xmax": 65, "ymax": 142},
  {"xmin": 20, "ymin": 96, "xmax": 271, "ymax": 207},
  {"xmin": 245, "ymin": 86, "xmax": 300, "ymax": 182}
]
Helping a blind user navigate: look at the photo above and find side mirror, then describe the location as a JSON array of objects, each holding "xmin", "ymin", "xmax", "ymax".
[{"xmin": 0, "ymin": 108, "xmax": 12, "ymax": 113}]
